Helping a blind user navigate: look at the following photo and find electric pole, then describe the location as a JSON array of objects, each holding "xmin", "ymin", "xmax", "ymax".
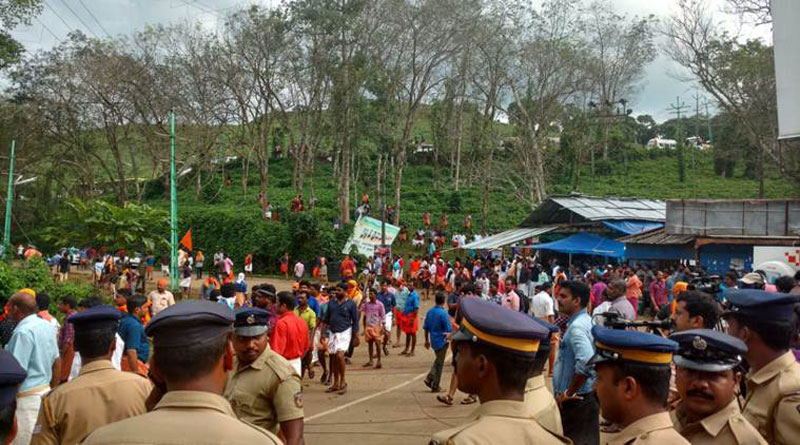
[
  {"xmin": 669, "ymin": 97, "xmax": 690, "ymax": 183},
  {"xmin": 704, "ymin": 100, "xmax": 714, "ymax": 144}
]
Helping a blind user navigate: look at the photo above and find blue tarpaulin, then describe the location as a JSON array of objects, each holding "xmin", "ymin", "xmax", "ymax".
[
  {"xmin": 533, "ymin": 232, "xmax": 625, "ymax": 258},
  {"xmin": 603, "ymin": 220, "xmax": 664, "ymax": 235}
]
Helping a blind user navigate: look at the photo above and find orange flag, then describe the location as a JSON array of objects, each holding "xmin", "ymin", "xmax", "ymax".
[{"xmin": 180, "ymin": 228, "xmax": 193, "ymax": 252}]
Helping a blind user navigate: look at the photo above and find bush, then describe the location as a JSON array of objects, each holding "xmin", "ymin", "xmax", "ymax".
[
  {"xmin": 595, "ymin": 159, "xmax": 613, "ymax": 176},
  {"xmin": 0, "ymin": 258, "xmax": 97, "ymax": 308},
  {"xmin": 201, "ymin": 180, "xmax": 222, "ymax": 204},
  {"xmin": 143, "ymin": 179, "xmax": 166, "ymax": 200}
]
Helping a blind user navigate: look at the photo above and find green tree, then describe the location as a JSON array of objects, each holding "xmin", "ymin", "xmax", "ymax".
[
  {"xmin": 664, "ymin": 0, "xmax": 798, "ymax": 195},
  {"xmin": 42, "ymin": 199, "xmax": 169, "ymax": 252},
  {"xmin": 0, "ymin": 0, "xmax": 42, "ymax": 70}
]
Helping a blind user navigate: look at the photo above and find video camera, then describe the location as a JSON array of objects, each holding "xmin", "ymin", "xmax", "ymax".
[
  {"xmin": 598, "ymin": 312, "xmax": 673, "ymax": 334},
  {"xmin": 689, "ymin": 275, "xmax": 722, "ymax": 295}
]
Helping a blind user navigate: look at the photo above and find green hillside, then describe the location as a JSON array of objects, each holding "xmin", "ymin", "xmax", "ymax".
[{"xmin": 147, "ymin": 148, "xmax": 792, "ymax": 234}]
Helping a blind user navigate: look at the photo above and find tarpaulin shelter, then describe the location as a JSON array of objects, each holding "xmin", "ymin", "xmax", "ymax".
[
  {"xmin": 454, "ymin": 195, "xmax": 666, "ymax": 253},
  {"xmin": 461, "ymin": 227, "xmax": 557, "ymax": 250},
  {"xmin": 532, "ymin": 232, "xmax": 625, "ymax": 258},
  {"xmin": 603, "ymin": 220, "xmax": 664, "ymax": 235}
]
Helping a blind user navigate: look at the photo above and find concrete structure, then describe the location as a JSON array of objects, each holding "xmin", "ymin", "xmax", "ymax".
[{"xmin": 622, "ymin": 199, "xmax": 800, "ymax": 274}]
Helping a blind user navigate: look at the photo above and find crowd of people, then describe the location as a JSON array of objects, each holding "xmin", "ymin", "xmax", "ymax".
[{"xmin": 0, "ymin": 246, "xmax": 799, "ymax": 444}]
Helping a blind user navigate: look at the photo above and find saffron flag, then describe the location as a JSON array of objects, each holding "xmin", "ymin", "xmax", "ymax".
[{"xmin": 180, "ymin": 228, "xmax": 193, "ymax": 252}]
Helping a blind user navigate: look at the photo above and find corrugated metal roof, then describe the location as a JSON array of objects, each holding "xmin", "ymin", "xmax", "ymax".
[
  {"xmin": 552, "ymin": 196, "xmax": 665, "ymax": 221},
  {"xmin": 521, "ymin": 195, "xmax": 666, "ymax": 226},
  {"xmin": 462, "ymin": 227, "xmax": 557, "ymax": 250},
  {"xmin": 619, "ymin": 228, "xmax": 695, "ymax": 245}
]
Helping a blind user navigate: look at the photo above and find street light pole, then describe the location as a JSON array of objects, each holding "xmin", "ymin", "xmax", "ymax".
[
  {"xmin": 170, "ymin": 112, "xmax": 178, "ymax": 290},
  {"xmin": 2, "ymin": 140, "xmax": 15, "ymax": 257}
]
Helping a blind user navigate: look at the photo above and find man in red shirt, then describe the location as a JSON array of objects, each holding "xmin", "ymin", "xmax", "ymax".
[{"xmin": 270, "ymin": 291, "xmax": 309, "ymax": 376}]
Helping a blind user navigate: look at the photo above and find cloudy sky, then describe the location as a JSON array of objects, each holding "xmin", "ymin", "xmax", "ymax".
[{"xmin": 9, "ymin": 0, "xmax": 771, "ymax": 122}]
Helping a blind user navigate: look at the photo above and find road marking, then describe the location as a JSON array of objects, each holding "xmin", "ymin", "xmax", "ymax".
[{"xmin": 306, "ymin": 371, "xmax": 429, "ymax": 422}]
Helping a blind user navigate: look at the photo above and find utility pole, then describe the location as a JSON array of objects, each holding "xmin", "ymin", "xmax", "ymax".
[
  {"xmin": 668, "ymin": 96, "xmax": 689, "ymax": 183},
  {"xmin": 704, "ymin": 100, "xmax": 714, "ymax": 144},
  {"xmin": 2, "ymin": 140, "xmax": 15, "ymax": 257},
  {"xmin": 693, "ymin": 92, "xmax": 701, "ymax": 141},
  {"xmin": 692, "ymin": 92, "xmax": 702, "ymax": 194},
  {"xmin": 169, "ymin": 112, "xmax": 178, "ymax": 290},
  {"xmin": 588, "ymin": 99, "xmax": 632, "ymax": 193}
]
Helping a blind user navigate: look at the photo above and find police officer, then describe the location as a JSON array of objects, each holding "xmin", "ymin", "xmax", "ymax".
[
  {"xmin": 0, "ymin": 350, "xmax": 26, "ymax": 443},
  {"xmin": 32, "ymin": 306, "xmax": 151, "ymax": 445},
  {"xmin": 429, "ymin": 298, "xmax": 570, "ymax": 445},
  {"xmin": 83, "ymin": 300, "xmax": 281, "ymax": 444},
  {"xmin": 524, "ymin": 317, "xmax": 562, "ymax": 435},
  {"xmin": 224, "ymin": 307, "xmax": 304, "ymax": 445},
  {"xmin": 670, "ymin": 328, "xmax": 766, "ymax": 444},
  {"xmin": 588, "ymin": 325, "xmax": 690, "ymax": 445},
  {"xmin": 722, "ymin": 289, "xmax": 800, "ymax": 445}
]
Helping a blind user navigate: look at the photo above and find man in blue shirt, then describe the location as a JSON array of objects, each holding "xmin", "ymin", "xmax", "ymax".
[
  {"xmin": 400, "ymin": 283, "xmax": 420, "ymax": 357},
  {"xmin": 376, "ymin": 281, "xmax": 396, "ymax": 356},
  {"xmin": 118, "ymin": 296, "xmax": 149, "ymax": 376},
  {"xmin": 423, "ymin": 292, "xmax": 451, "ymax": 392},
  {"xmin": 553, "ymin": 280, "xmax": 598, "ymax": 445},
  {"xmin": 6, "ymin": 290, "xmax": 60, "ymax": 444}
]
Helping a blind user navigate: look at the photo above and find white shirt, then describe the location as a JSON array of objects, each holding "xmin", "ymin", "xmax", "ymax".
[
  {"xmin": 477, "ymin": 277, "xmax": 490, "ymax": 298},
  {"xmin": 531, "ymin": 291, "xmax": 555, "ymax": 318},
  {"xmin": 591, "ymin": 301, "xmax": 613, "ymax": 326}
]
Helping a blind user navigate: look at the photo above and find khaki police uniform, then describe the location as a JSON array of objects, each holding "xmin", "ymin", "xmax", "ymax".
[
  {"xmin": 672, "ymin": 399, "xmax": 766, "ymax": 445},
  {"xmin": 429, "ymin": 298, "xmax": 569, "ymax": 445},
  {"xmin": 224, "ymin": 346, "xmax": 304, "ymax": 434},
  {"xmin": 82, "ymin": 391, "xmax": 281, "ymax": 444},
  {"xmin": 31, "ymin": 360, "xmax": 150, "ymax": 445},
  {"xmin": 429, "ymin": 400, "xmax": 570, "ymax": 445},
  {"xmin": 742, "ymin": 351, "xmax": 800, "ymax": 445},
  {"xmin": 606, "ymin": 411, "xmax": 689, "ymax": 445},
  {"xmin": 524, "ymin": 374, "xmax": 563, "ymax": 435}
]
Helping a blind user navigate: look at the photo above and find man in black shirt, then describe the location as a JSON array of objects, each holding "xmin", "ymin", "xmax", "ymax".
[{"xmin": 322, "ymin": 284, "xmax": 359, "ymax": 395}]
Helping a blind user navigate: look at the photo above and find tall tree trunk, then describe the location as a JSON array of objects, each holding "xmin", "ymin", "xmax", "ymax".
[
  {"xmin": 453, "ymin": 51, "xmax": 469, "ymax": 192},
  {"xmin": 127, "ymin": 144, "xmax": 142, "ymax": 201},
  {"xmin": 241, "ymin": 157, "xmax": 249, "ymax": 199},
  {"xmin": 454, "ymin": 108, "xmax": 464, "ymax": 192},
  {"xmin": 393, "ymin": 150, "xmax": 405, "ymax": 225},
  {"xmin": 376, "ymin": 154, "xmax": 383, "ymax": 218},
  {"xmin": 338, "ymin": 128, "xmax": 351, "ymax": 224},
  {"xmin": 352, "ymin": 149, "xmax": 358, "ymax": 218},
  {"xmin": 109, "ymin": 145, "xmax": 128, "ymax": 205},
  {"xmin": 195, "ymin": 171, "xmax": 201, "ymax": 201}
]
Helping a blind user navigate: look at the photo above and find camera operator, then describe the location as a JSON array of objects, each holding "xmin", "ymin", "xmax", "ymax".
[{"xmin": 670, "ymin": 291, "xmax": 720, "ymax": 333}]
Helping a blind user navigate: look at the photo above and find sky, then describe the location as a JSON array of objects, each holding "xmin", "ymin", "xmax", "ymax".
[{"xmin": 8, "ymin": 0, "xmax": 772, "ymax": 123}]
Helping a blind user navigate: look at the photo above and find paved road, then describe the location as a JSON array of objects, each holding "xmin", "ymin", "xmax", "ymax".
[{"xmin": 302, "ymin": 296, "xmax": 475, "ymax": 444}]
